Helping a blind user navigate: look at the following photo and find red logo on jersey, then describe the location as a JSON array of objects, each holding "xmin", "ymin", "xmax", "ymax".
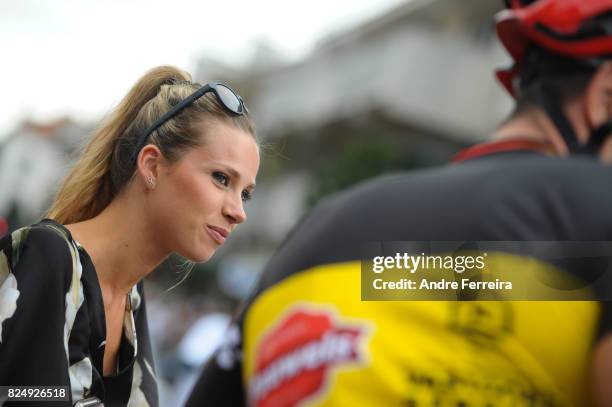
[{"xmin": 249, "ymin": 309, "xmax": 366, "ymax": 407}]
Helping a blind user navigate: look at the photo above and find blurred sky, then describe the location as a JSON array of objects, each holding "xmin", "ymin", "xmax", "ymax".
[{"xmin": 0, "ymin": 0, "xmax": 408, "ymax": 139}]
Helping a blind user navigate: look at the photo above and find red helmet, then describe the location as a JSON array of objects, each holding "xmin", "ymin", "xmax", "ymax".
[{"xmin": 495, "ymin": 0, "xmax": 612, "ymax": 97}]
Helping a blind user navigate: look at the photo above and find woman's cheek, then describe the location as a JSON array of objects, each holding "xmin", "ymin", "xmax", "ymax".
[
  {"xmin": 199, "ymin": 186, "xmax": 222, "ymax": 212},
  {"xmin": 179, "ymin": 175, "xmax": 207, "ymax": 208}
]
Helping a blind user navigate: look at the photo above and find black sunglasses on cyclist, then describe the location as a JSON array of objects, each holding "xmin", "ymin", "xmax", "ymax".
[{"xmin": 130, "ymin": 82, "xmax": 248, "ymax": 164}]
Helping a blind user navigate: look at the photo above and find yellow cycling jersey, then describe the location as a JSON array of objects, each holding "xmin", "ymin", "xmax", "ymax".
[{"xmin": 243, "ymin": 261, "xmax": 599, "ymax": 407}]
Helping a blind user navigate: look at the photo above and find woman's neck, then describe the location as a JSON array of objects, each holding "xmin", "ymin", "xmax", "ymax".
[{"xmin": 65, "ymin": 193, "xmax": 168, "ymax": 297}]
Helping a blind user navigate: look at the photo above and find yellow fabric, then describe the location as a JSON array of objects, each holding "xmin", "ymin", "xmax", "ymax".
[{"xmin": 244, "ymin": 261, "xmax": 600, "ymax": 407}]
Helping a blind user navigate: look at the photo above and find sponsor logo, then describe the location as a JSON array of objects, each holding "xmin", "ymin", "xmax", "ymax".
[{"xmin": 249, "ymin": 309, "xmax": 366, "ymax": 407}]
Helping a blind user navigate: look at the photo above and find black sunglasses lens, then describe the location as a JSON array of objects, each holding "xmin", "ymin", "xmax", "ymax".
[{"xmin": 215, "ymin": 84, "xmax": 243, "ymax": 113}]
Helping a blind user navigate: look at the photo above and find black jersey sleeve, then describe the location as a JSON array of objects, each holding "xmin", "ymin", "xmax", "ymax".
[{"xmin": 185, "ymin": 321, "xmax": 246, "ymax": 406}]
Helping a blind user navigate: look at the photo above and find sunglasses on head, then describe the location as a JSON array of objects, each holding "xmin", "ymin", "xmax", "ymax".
[{"xmin": 130, "ymin": 82, "xmax": 248, "ymax": 164}]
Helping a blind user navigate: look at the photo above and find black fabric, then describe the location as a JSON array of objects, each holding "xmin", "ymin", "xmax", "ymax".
[
  {"xmin": 0, "ymin": 220, "xmax": 158, "ymax": 407},
  {"xmin": 589, "ymin": 119, "xmax": 612, "ymax": 151},
  {"xmin": 187, "ymin": 360, "xmax": 245, "ymax": 407},
  {"xmin": 531, "ymin": 80, "xmax": 584, "ymax": 153}
]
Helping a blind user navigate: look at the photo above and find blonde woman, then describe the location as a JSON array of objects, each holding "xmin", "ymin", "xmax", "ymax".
[{"xmin": 0, "ymin": 66, "xmax": 259, "ymax": 406}]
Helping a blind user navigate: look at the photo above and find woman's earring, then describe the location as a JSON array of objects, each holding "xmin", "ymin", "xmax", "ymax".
[{"xmin": 147, "ymin": 176, "xmax": 156, "ymax": 188}]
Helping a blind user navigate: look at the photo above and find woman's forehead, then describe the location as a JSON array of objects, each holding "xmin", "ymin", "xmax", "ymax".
[
  {"xmin": 198, "ymin": 128, "xmax": 257, "ymax": 161},
  {"xmin": 187, "ymin": 123, "xmax": 259, "ymax": 179}
]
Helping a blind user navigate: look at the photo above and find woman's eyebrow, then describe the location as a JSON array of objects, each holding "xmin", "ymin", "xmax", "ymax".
[{"xmin": 211, "ymin": 161, "xmax": 256, "ymax": 189}]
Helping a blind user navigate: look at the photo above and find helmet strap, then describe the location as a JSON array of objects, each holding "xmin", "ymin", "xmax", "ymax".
[
  {"xmin": 531, "ymin": 80, "xmax": 612, "ymax": 156},
  {"xmin": 586, "ymin": 120, "xmax": 612, "ymax": 154},
  {"xmin": 532, "ymin": 81, "xmax": 586, "ymax": 154}
]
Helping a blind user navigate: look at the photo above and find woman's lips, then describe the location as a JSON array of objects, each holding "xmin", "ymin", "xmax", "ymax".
[{"xmin": 206, "ymin": 225, "xmax": 227, "ymax": 245}]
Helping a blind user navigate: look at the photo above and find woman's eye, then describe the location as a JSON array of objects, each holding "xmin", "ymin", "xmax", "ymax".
[
  {"xmin": 212, "ymin": 172, "xmax": 229, "ymax": 187},
  {"xmin": 241, "ymin": 190, "xmax": 252, "ymax": 202}
]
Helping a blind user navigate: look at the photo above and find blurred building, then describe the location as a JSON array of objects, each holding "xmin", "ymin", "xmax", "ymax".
[
  {"xmin": 253, "ymin": 0, "xmax": 509, "ymax": 141},
  {"xmin": 193, "ymin": 0, "xmax": 512, "ymax": 280},
  {"xmin": 0, "ymin": 1, "xmax": 520, "ymax": 403},
  {"xmin": 0, "ymin": 0, "xmax": 511, "ymax": 245},
  {"xmin": 0, "ymin": 0, "xmax": 513, "ymax": 299},
  {"xmin": 0, "ymin": 118, "xmax": 90, "ymax": 229}
]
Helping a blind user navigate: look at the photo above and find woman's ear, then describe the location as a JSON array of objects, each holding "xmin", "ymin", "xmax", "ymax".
[
  {"xmin": 585, "ymin": 61, "xmax": 612, "ymax": 132},
  {"xmin": 137, "ymin": 145, "xmax": 163, "ymax": 187}
]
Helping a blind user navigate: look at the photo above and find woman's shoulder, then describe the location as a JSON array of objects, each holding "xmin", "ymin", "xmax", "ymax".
[{"xmin": 1, "ymin": 219, "xmax": 76, "ymax": 281}]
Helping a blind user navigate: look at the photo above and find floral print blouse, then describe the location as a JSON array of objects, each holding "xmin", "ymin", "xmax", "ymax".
[{"xmin": 0, "ymin": 219, "xmax": 158, "ymax": 406}]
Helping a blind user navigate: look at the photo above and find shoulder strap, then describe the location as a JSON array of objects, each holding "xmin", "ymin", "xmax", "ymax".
[
  {"xmin": 38, "ymin": 219, "xmax": 72, "ymax": 242},
  {"xmin": 37, "ymin": 219, "xmax": 83, "ymax": 309}
]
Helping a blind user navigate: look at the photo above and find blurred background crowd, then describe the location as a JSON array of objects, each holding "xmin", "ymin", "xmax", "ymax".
[{"xmin": 0, "ymin": 0, "xmax": 514, "ymax": 404}]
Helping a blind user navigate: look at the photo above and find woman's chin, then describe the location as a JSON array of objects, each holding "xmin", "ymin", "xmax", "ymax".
[
  {"xmin": 178, "ymin": 246, "xmax": 216, "ymax": 263},
  {"xmin": 188, "ymin": 249, "xmax": 215, "ymax": 263}
]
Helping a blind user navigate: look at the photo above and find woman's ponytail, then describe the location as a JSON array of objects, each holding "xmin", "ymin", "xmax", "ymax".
[{"xmin": 47, "ymin": 66, "xmax": 191, "ymax": 224}]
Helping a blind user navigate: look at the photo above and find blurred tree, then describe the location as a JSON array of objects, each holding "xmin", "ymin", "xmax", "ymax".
[{"xmin": 307, "ymin": 137, "xmax": 427, "ymax": 206}]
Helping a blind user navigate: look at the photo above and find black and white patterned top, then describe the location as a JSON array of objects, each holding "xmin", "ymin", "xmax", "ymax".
[{"xmin": 0, "ymin": 219, "xmax": 158, "ymax": 406}]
